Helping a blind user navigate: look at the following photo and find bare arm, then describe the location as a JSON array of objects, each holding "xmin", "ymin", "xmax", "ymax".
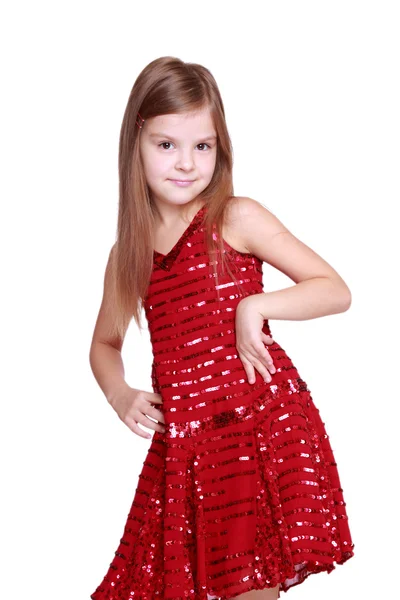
[
  {"xmin": 89, "ymin": 244, "xmax": 130, "ymax": 405},
  {"xmin": 89, "ymin": 342, "xmax": 130, "ymax": 405},
  {"xmin": 88, "ymin": 245, "xmax": 165, "ymax": 438},
  {"xmin": 234, "ymin": 197, "xmax": 352, "ymax": 320}
]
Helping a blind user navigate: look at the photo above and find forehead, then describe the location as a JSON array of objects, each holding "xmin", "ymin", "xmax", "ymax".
[{"xmin": 146, "ymin": 109, "xmax": 216, "ymax": 138}]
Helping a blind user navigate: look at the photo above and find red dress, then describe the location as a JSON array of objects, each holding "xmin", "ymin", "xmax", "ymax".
[{"xmin": 90, "ymin": 203, "xmax": 354, "ymax": 600}]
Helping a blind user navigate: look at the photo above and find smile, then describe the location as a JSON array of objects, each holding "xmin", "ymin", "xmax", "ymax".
[{"xmin": 169, "ymin": 179, "xmax": 195, "ymax": 187}]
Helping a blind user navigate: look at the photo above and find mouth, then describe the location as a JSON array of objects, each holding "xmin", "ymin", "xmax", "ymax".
[{"xmin": 169, "ymin": 179, "xmax": 195, "ymax": 186}]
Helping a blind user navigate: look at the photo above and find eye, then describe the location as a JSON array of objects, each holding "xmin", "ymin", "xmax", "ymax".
[{"xmin": 158, "ymin": 142, "xmax": 212, "ymax": 151}]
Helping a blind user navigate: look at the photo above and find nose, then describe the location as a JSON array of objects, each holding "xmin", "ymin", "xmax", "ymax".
[{"xmin": 175, "ymin": 148, "xmax": 195, "ymax": 171}]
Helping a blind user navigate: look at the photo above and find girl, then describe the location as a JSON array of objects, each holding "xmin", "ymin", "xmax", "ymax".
[{"xmin": 89, "ymin": 56, "xmax": 355, "ymax": 600}]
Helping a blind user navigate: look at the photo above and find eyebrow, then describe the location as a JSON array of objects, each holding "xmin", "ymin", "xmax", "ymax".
[{"xmin": 149, "ymin": 132, "xmax": 217, "ymax": 141}]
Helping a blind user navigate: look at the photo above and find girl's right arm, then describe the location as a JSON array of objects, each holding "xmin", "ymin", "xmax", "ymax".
[{"xmin": 89, "ymin": 244, "xmax": 165, "ymax": 439}]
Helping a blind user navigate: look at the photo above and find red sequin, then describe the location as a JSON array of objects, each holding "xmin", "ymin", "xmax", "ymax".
[{"xmin": 91, "ymin": 204, "xmax": 355, "ymax": 599}]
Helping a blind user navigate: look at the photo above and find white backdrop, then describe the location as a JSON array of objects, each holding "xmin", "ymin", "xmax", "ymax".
[{"xmin": 1, "ymin": 1, "xmax": 398, "ymax": 599}]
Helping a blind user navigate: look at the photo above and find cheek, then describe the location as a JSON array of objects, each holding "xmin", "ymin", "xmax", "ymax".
[
  {"xmin": 203, "ymin": 154, "xmax": 217, "ymax": 178},
  {"xmin": 144, "ymin": 155, "xmax": 170, "ymax": 180},
  {"xmin": 157, "ymin": 151, "xmax": 175, "ymax": 170}
]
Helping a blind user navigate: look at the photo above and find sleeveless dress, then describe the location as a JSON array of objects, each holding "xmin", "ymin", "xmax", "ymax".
[{"xmin": 90, "ymin": 203, "xmax": 355, "ymax": 600}]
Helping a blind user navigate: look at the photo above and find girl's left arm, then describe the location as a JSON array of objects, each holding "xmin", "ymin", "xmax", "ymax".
[{"xmin": 235, "ymin": 197, "xmax": 352, "ymax": 321}]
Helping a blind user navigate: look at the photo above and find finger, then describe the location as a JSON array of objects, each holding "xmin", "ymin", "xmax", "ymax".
[
  {"xmin": 239, "ymin": 354, "xmax": 257, "ymax": 384},
  {"xmin": 248, "ymin": 340, "xmax": 275, "ymax": 372},
  {"xmin": 126, "ymin": 418, "xmax": 153, "ymax": 439},
  {"xmin": 138, "ymin": 400, "xmax": 165, "ymax": 426},
  {"xmin": 258, "ymin": 345, "xmax": 276, "ymax": 373},
  {"xmin": 147, "ymin": 393, "xmax": 163, "ymax": 404},
  {"xmin": 251, "ymin": 356, "xmax": 274, "ymax": 382},
  {"xmin": 240, "ymin": 349, "xmax": 275, "ymax": 383},
  {"xmin": 140, "ymin": 414, "xmax": 166, "ymax": 433},
  {"xmin": 261, "ymin": 333, "xmax": 274, "ymax": 344},
  {"xmin": 147, "ymin": 406, "xmax": 166, "ymax": 425}
]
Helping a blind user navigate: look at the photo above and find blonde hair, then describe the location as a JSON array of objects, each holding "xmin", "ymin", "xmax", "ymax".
[{"xmin": 107, "ymin": 56, "xmax": 246, "ymax": 340}]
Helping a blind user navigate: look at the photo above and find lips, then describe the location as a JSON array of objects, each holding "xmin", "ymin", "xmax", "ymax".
[{"xmin": 169, "ymin": 179, "xmax": 195, "ymax": 187}]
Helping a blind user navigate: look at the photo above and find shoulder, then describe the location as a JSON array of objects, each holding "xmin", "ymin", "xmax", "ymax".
[
  {"xmin": 226, "ymin": 196, "xmax": 283, "ymax": 226},
  {"xmin": 224, "ymin": 196, "xmax": 288, "ymax": 253},
  {"xmin": 228, "ymin": 197, "xmax": 350, "ymax": 290}
]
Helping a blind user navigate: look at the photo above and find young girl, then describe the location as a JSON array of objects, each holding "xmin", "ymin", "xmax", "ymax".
[{"xmin": 89, "ymin": 56, "xmax": 355, "ymax": 600}]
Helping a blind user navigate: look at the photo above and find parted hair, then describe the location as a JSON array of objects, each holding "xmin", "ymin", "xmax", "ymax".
[{"xmin": 105, "ymin": 56, "xmax": 246, "ymax": 342}]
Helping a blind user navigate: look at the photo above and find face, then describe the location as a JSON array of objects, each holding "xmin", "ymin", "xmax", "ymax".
[{"xmin": 139, "ymin": 107, "xmax": 217, "ymax": 210}]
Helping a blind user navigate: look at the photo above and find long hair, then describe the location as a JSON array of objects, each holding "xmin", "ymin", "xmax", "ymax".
[{"xmin": 107, "ymin": 56, "xmax": 247, "ymax": 340}]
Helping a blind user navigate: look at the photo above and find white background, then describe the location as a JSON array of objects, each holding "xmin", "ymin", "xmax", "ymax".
[{"xmin": 1, "ymin": 1, "xmax": 398, "ymax": 599}]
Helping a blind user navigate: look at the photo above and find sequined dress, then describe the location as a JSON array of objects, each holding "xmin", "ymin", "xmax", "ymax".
[{"xmin": 90, "ymin": 203, "xmax": 354, "ymax": 600}]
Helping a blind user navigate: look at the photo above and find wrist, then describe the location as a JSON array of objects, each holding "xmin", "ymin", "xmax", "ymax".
[
  {"xmin": 242, "ymin": 293, "xmax": 268, "ymax": 320},
  {"xmin": 106, "ymin": 380, "xmax": 130, "ymax": 406}
]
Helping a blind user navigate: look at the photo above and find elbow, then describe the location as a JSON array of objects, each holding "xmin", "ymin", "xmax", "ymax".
[
  {"xmin": 89, "ymin": 345, "xmax": 94, "ymax": 371},
  {"xmin": 340, "ymin": 286, "xmax": 352, "ymax": 312},
  {"xmin": 89, "ymin": 340, "xmax": 97, "ymax": 369},
  {"xmin": 329, "ymin": 276, "xmax": 352, "ymax": 312},
  {"xmin": 328, "ymin": 278, "xmax": 352, "ymax": 313}
]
